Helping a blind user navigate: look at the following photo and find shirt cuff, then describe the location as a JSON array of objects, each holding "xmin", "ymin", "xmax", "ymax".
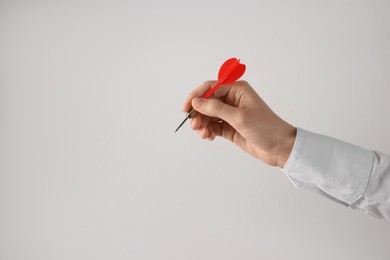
[{"xmin": 282, "ymin": 128, "xmax": 374, "ymax": 205}]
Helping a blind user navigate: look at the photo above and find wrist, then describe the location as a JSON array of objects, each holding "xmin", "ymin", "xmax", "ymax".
[{"xmin": 274, "ymin": 125, "xmax": 297, "ymax": 168}]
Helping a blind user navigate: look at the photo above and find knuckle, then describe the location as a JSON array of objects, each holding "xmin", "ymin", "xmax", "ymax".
[{"xmin": 208, "ymin": 100, "xmax": 223, "ymax": 116}]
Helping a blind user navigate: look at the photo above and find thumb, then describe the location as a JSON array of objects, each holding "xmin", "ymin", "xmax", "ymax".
[{"xmin": 192, "ymin": 98, "xmax": 238, "ymax": 123}]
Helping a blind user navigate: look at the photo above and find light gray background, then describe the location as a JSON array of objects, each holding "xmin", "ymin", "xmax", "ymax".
[{"xmin": 1, "ymin": 0, "xmax": 390, "ymax": 259}]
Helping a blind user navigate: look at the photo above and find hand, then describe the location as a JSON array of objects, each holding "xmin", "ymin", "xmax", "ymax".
[{"xmin": 182, "ymin": 81, "xmax": 297, "ymax": 168}]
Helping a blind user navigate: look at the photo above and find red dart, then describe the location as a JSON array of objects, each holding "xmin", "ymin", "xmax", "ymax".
[{"xmin": 175, "ymin": 58, "xmax": 246, "ymax": 133}]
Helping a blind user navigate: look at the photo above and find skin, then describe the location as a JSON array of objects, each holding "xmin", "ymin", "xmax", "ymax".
[{"xmin": 182, "ymin": 80, "xmax": 297, "ymax": 168}]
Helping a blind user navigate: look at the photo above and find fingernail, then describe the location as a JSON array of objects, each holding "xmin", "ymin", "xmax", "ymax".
[{"xmin": 192, "ymin": 98, "xmax": 204, "ymax": 108}]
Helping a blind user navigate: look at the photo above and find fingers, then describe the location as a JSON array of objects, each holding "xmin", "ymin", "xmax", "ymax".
[
  {"xmin": 191, "ymin": 98, "xmax": 239, "ymax": 126},
  {"xmin": 190, "ymin": 112, "xmax": 216, "ymax": 139},
  {"xmin": 182, "ymin": 81, "xmax": 217, "ymax": 112},
  {"xmin": 190, "ymin": 113, "xmax": 211, "ymax": 131},
  {"xmin": 192, "ymin": 120, "xmax": 238, "ymax": 142},
  {"xmin": 182, "ymin": 80, "xmax": 251, "ymax": 113},
  {"xmin": 182, "ymin": 80, "xmax": 253, "ymax": 142}
]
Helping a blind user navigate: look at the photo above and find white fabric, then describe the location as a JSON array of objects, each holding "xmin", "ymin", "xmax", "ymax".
[{"xmin": 282, "ymin": 128, "xmax": 390, "ymax": 220}]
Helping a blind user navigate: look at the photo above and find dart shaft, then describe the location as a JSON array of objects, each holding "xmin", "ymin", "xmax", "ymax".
[{"xmin": 202, "ymin": 81, "xmax": 223, "ymax": 99}]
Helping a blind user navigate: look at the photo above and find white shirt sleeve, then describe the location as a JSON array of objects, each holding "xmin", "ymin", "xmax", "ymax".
[{"xmin": 282, "ymin": 128, "xmax": 390, "ymax": 221}]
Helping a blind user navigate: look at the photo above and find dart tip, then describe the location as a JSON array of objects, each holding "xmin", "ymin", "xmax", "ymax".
[
  {"xmin": 174, "ymin": 116, "xmax": 189, "ymax": 133},
  {"xmin": 174, "ymin": 126, "xmax": 181, "ymax": 134}
]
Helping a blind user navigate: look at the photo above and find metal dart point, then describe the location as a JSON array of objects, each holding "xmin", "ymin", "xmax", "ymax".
[{"xmin": 174, "ymin": 108, "xmax": 197, "ymax": 133}]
